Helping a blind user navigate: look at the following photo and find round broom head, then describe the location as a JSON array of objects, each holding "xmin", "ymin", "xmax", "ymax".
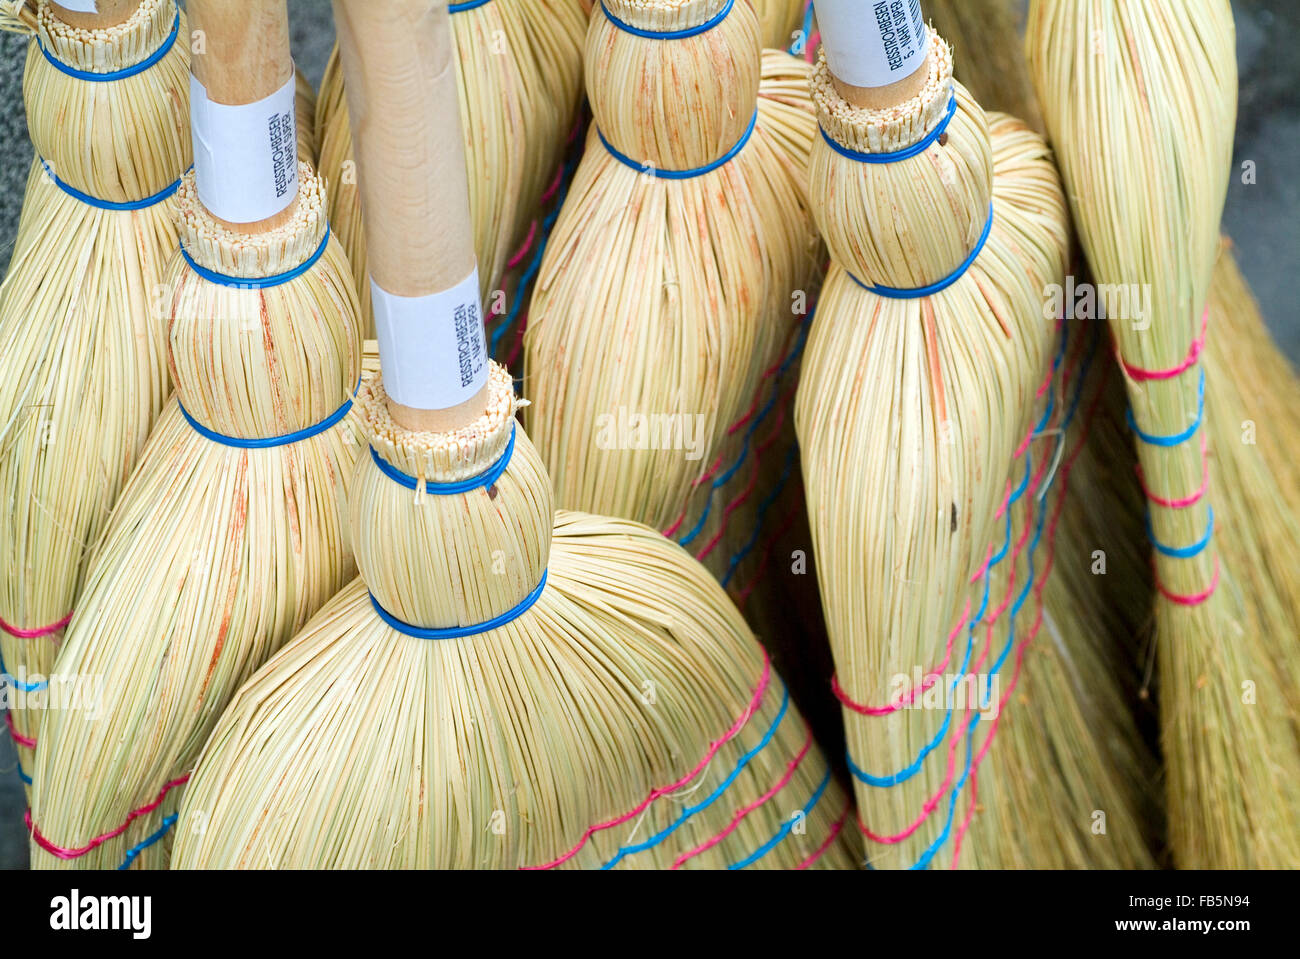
[
  {"xmin": 0, "ymin": 0, "xmax": 189, "ymax": 783},
  {"xmin": 171, "ymin": 368, "xmax": 857, "ymax": 869},
  {"xmin": 316, "ymin": 0, "xmax": 588, "ymax": 330},
  {"xmin": 795, "ymin": 97, "xmax": 1067, "ymax": 867},
  {"xmin": 26, "ymin": 164, "xmax": 364, "ymax": 870},
  {"xmin": 524, "ymin": 0, "xmax": 820, "ymax": 532},
  {"xmin": 1029, "ymin": 0, "xmax": 1300, "ymax": 867}
]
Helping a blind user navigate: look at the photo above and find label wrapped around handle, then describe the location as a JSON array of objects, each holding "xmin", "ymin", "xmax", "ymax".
[
  {"xmin": 191, "ymin": 70, "xmax": 298, "ymax": 224},
  {"xmin": 371, "ymin": 267, "xmax": 489, "ymax": 412},
  {"xmin": 820, "ymin": 0, "xmax": 929, "ymax": 89},
  {"xmin": 54, "ymin": 0, "xmax": 99, "ymax": 12}
]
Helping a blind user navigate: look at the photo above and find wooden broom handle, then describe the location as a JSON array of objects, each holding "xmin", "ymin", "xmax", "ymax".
[
  {"xmin": 187, "ymin": 0, "xmax": 297, "ymax": 232},
  {"xmin": 48, "ymin": 0, "xmax": 137, "ymax": 30},
  {"xmin": 334, "ymin": 0, "xmax": 488, "ymax": 432}
]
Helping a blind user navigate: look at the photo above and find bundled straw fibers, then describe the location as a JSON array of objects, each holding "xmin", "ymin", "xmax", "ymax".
[
  {"xmin": 1029, "ymin": 0, "xmax": 1300, "ymax": 867},
  {"xmin": 0, "ymin": 0, "xmax": 189, "ymax": 786},
  {"xmin": 315, "ymin": 0, "xmax": 588, "ymax": 329},
  {"xmin": 525, "ymin": 0, "xmax": 820, "ymax": 534},
  {"xmin": 172, "ymin": 369, "xmax": 858, "ymax": 869},
  {"xmin": 27, "ymin": 165, "xmax": 363, "ymax": 870},
  {"xmin": 795, "ymin": 29, "xmax": 1069, "ymax": 868}
]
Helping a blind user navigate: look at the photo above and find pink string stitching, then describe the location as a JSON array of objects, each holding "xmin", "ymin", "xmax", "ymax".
[
  {"xmin": 0, "ymin": 611, "xmax": 72, "ymax": 639},
  {"xmin": 26, "ymin": 775, "xmax": 190, "ymax": 860}
]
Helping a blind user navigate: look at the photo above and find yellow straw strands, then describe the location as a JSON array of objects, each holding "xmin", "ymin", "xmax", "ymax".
[
  {"xmin": 1029, "ymin": 0, "xmax": 1300, "ymax": 867},
  {"xmin": 525, "ymin": 0, "xmax": 820, "ymax": 541},
  {"xmin": 794, "ymin": 27, "xmax": 1070, "ymax": 868},
  {"xmin": 171, "ymin": 368, "xmax": 858, "ymax": 870},
  {"xmin": 26, "ymin": 165, "xmax": 364, "ymax": 870},
  {"xmin": 315, "ymin": 0, "xmax": 588, "ymax": 330},
  {"xmin": 0, "ymin": 0, "xmax": 189, "ymax": 787}
]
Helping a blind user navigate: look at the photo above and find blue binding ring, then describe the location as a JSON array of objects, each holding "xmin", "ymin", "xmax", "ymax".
[
  {"xmin": 180, "ymin": 229, "xmax": 330, "ymax": 290},
  {"xmin": 371, "ymin": 570, "xmax": 548, "ymax": 641},
  {"xmin": 39, "ymin": 158, "xmax": 185, "ymax": 212},
  {"xmin": 370, "ymin": 424, "xmax": 517, "ymax": 496},
  {"xmin": 179, "ymin": 382, "xmax": 357, "ymax": 450},
  {"xmin": 820, "ymin": 91, "xmax": 958, "ymax": 165},
  {"xmin": 846, "ymin": 205, "xmax": 994, "ymax": 300},
  {"xmin": 449, "ymin": 0, "xmax": 492, "ymax": 11},
  {"xmin": 37, "ymin": 7, "xmax": 180, "ymax": 82},
  {"xmin": 600, "ymin": 0, "xmax": 733, "ymax": 40},
  {"xmin": 1147, "ymin": 509, "xmax": 1215, "ymax": 560},
  {"xmin": 1127, "ymin": 370, "xmax": 1206, "ymax": 448},
  {"xmin": 597, "ymin": 110, "xmax": 757, "ymax": 180}
]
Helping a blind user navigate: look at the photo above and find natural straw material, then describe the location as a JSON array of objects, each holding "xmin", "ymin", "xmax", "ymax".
[
  {"xmin": 1029, "ymin": 0, "xmax": 1300, "ymax": 867},
  {"xmin": 27, "ymin": 162, "xmax": 363, "ymax": 870},
  {"xmin": 315, "ymin": 0, "xmax": 588, "ymax": 331},
  {"xmin": 173, "ymin": 371, "xmax": 857, "ymax": 869},
  {"xmin": 525, "ymin": 0, "xmax": 821, "ymax": 533},
  {"xmin": 0, "ymin": 0, "xmax": 188, "ymax": 783},
  {"xmin": 796, "ymin": 38, "xmax": 1068, "ymax": 868}
]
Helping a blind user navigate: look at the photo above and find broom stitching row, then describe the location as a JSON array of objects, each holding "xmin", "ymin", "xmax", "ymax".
[
  {"xmin": 34, "ymin": 5, "xmax": 179, "ymax": 82},
  {"xmin": 25, "ymin": 774, "xmax": 189, "ymax": 860},
  {"xmin": 4, "ymin": 712, "xmax": 36, "ymax": 748},
  {"xmin": 369, "ymin": 571, "xmax": 548, "ymax": 642},
  {"xmin": 178, "ymin": 227, "xmax": 329, "ymax": 290},
  {"xmin": 521, "ymin": 650, "xmax": 771, "ymax": 869},
  {"xmin": 727, "ymin": 763, "xmax": 832, "ymax": 869},
  {"xmin": 0, "ymin": 609, "xmax": 71, "ymax": 640},
  {"xmin": 368, "ymin": 423, "xmax": 516, "ymax": 495},
  {"xmin": 600, "ymin": 681, "xmax": 790, "ymax": 869},
  {"xmin": 178, "ymin": 383, "xmax": 355, "ymax": 451},
  {"xmin": 599, "ymin": 0, "xmax": 735, "ymax": 42},
  {"xmin": 846, "ymin": 206, "xmax": 995, "ymax": 300},
  {"xmin": 797, "ymin": 798, "xmax": 850, "ymax": 869},
  {"xmin": 596, "ymin": 110, "xmax": 758, "ymax": 181},
  {"xmin": 818, "ymin": 91, "xmax": 959, "ymax": 166},
  {"xmin": 37, "ymin": 157, "xmax": 186, "ymax": 211},
  {"xmin": 117, "ymin": 813, "xmax": 179, "ymax": 870}
]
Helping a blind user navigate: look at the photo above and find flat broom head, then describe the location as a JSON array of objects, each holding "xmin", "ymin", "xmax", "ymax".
[
  {"xmin": 794, "ymin": 11, "xmax": 1068, "ymax": 868},
  {"xmin": 524, "ymin": 0, "xmax": 821, "ymax": 532},
  {"xmin": 1028, "ymin": 0, "xmax": 1300, "ymax": 867},
  {"xmin": 27, "ymin": 164, "xmax": 363, "ymax": 871},
  {"xmin": 171, "ymin": 367, "xmax": 857, "ymax": 868},
  {"xmin": 0, "ymin": 0, "xmax": 189, "ymax": 786}
]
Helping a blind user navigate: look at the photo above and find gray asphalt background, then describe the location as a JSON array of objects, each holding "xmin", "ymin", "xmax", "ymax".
[{"xmin": 0, "ymin": 0, "xmax": 1295, "ymax": 870}]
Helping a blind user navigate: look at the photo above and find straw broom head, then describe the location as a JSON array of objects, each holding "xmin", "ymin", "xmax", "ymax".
[
  {"xmin": 1028, "ymin": 0, "xmax": 1300, "ymax": 867},
  {"xmin": 26, "ymin": 0, "xmax": 364, "ymax": 869},
  {"xmin": 0, "ymin": 0, "xmax": 188, "ymax": 785},
  {"xmin": 794, "ymin": 8, "xmax": 1068, "ymax": 867},
  {"xmin": 315, "ymin": 0, "xmax": 588, "ymax": 331},
  {"xmin": 524, "ymin": 0, "xmax": 821, "ymax": 532}
]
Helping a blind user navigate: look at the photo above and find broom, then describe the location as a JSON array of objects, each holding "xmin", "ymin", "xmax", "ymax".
[
  {"xmin": 26, "ymin": 0, "xmax": 363, "ymax": 870},
  {"xmin": 315, "ymin": 0, "xmax": 588, "ymax": 332},
  {"xmin": 171, "ymin": 0, "xmax": 856, "ymax": 870},
  {"xmin": 794, "ymin": 0, "xmax": 1071, "ymax": 868},
  {"xmin": 525, "ymin": 0, "xmax": 820, "ymax": 539},
  {"xmin": 1028, "ymin": 0, "xmax": 1300, "ymax": 868},
  {"xmin": 0, "ymin": 0, "xmax": 188, "ymax": 791}
]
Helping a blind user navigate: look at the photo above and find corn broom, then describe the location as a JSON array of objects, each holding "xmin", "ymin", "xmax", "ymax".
[
  {"xmin": 316, "ymin": 0, "xmax": 587, "ymax": 332},
  {"xmin": 171, "ymin": 0, "xmax": 855, "ymax": 870},
  {"xmin": 0, "ymin": 0, "xmax": 188, "ymax": 792},
  {"xmin": 794, "ymin": 0, "xmax": 1072, "ymax": 868},
  {"xmin": 26, "ymin": 0, "xmax": 363, "ymax": 870},
  {"xmin": 1028, "ymin": 0, "xmax": 1300, "ymax": 868}
]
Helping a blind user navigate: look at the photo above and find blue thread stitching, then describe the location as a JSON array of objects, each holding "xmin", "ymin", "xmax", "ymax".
[
  {"xmin": 1126, "ymin": 370, "xmax": 1205, "ymax": 447},
  {"xmin": 845, "ymin": 205, "xmax": 994, "ymax": 300},
  {"xmin": 728, "ymin": 765, "xmax": 832, "ymax": 869},
  {"xmin": 117, "ymin": 813, "xmax": 178, "ymax": 870},
  {"xmin": 370, "ymin": 570, "xmax": 547, "ymax": 641}
]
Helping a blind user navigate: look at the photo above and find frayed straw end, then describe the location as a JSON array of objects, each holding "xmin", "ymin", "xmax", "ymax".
[{"xmin": 0, "ymin": 0, "xmax": 36, "ymax": 34}]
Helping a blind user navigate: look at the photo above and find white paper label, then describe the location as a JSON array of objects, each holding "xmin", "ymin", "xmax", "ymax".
[
  {"xmin": 819, "ymin": 0, "xmax": 929, "ymax": 89},
  {"xmin": 371, "ymin": 268, "xmax": 489, "ymax": 411},
  {"xmin": 190, "ymin": 71, "xmax": 298, "ymax": 224},
  {"xmin": 54, "ymin": 0, "xmax": 99, "ymax": 12}
]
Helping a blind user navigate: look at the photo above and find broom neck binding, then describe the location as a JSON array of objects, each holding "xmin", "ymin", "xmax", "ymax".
[
  {"xmin": 842, "ymin": 203, "xmax": 993, "ymax": 300},
  {"xmin": 369, "ymin": 569, "xmax": 548, "ymax": 641},
  {"xmin": 598, "ymin": 0, "xmax": 732, "ymax": 38},
  {"xmin": 36, "ymin": 156, "xmax": 184, "ymax": 210},
  {"xmin": 596, "ymin": 109, "xmax": 756, "ymax": 179},
  {"xmin": 35, "ymin": 0, "xmax": 175, "ymax": 75},
  {"xmin": 368, "ymin": 424, "xmax": 516, "ymax": 495}
]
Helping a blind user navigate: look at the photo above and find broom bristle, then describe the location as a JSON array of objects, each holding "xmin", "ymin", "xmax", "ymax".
[
  {"xmin": 0, "ymin": 0, "xmax": 189, "ymax": 787},
  {"xmin": 1028, "ymin": 0, "xmax": 1300, "ymax": 867},
  {"xmin": 26, "ymin": 165, "xmax": 364, "ymax": 870},
  {"xmin": 171, "ymin": 369, "xmax": 857, "ymax": 869},
  {"xmin": 316, "ymin": 0, "xmax": 588, "ymax": 332},
  {"xmin": 524, "ymin": 0, "xmax": 820, "ymax": 533},
  {"xmin": 795, "ymin": 45, "xmax": 1068, "ymax": 869}
]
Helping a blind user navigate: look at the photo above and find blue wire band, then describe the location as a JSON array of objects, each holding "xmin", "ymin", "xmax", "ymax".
[
  {"xmin": 597, "ymin": 110, "xmax": 757, "ymax": 181},
  {"xmin": 180, "ymin": 229, "xmax": 330, "ymax": 290},
  {"xmin": 370, "ymin": 570, "xmax": 547, "ymax": 641},
  {"xmin": 729, "ymin": 765, "xmax": 832, "ymax": 870},
  {"xmin": 0, "ymin": 649, "xmax": 48, "ymax": 692},
  {"xmin": 178, "ymin": 384, "xmax": 356, "ymax": 450},
  {"xmin": 601, "ymin": 683, "xmax": 789, "ymax": 869},
  {"xmin": 16, "ymin": 755, "xmax": 32, "ymax": 786},
  {"xmin": 449, "ymin": 0, "xmax": 492, "ymax": 11},
  {"xmin": 845, "ymin": 205, "xmax": 994, "ymax": 300},
  {"xmin": 370, "ymin": 424, "xmax": 516, "ymax": 496},
  {"xmin": 819, "ymin": 91, "xmax": 958, "ymax": 165},
  {"xmin": 36, "ymin": 8, "xmax": 179, "ymax": 82},
  {"xmin": 117, "ymin": 813, "xmax": 178, "ymax": 870},
  {"xmin": 39, "ymin": 158, "xmax": 185, "ymax": 212},
  {"xmin": 1126, "ymin": 370, "xmax": 1206, "ymax": 447},
  {"xmin": 1147, "ymin": 509, "xmax": 1215, "ymax": 560},
  {"xmin": 600, "ymin": 0, "xmax": 734, "ymax": 39}
]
